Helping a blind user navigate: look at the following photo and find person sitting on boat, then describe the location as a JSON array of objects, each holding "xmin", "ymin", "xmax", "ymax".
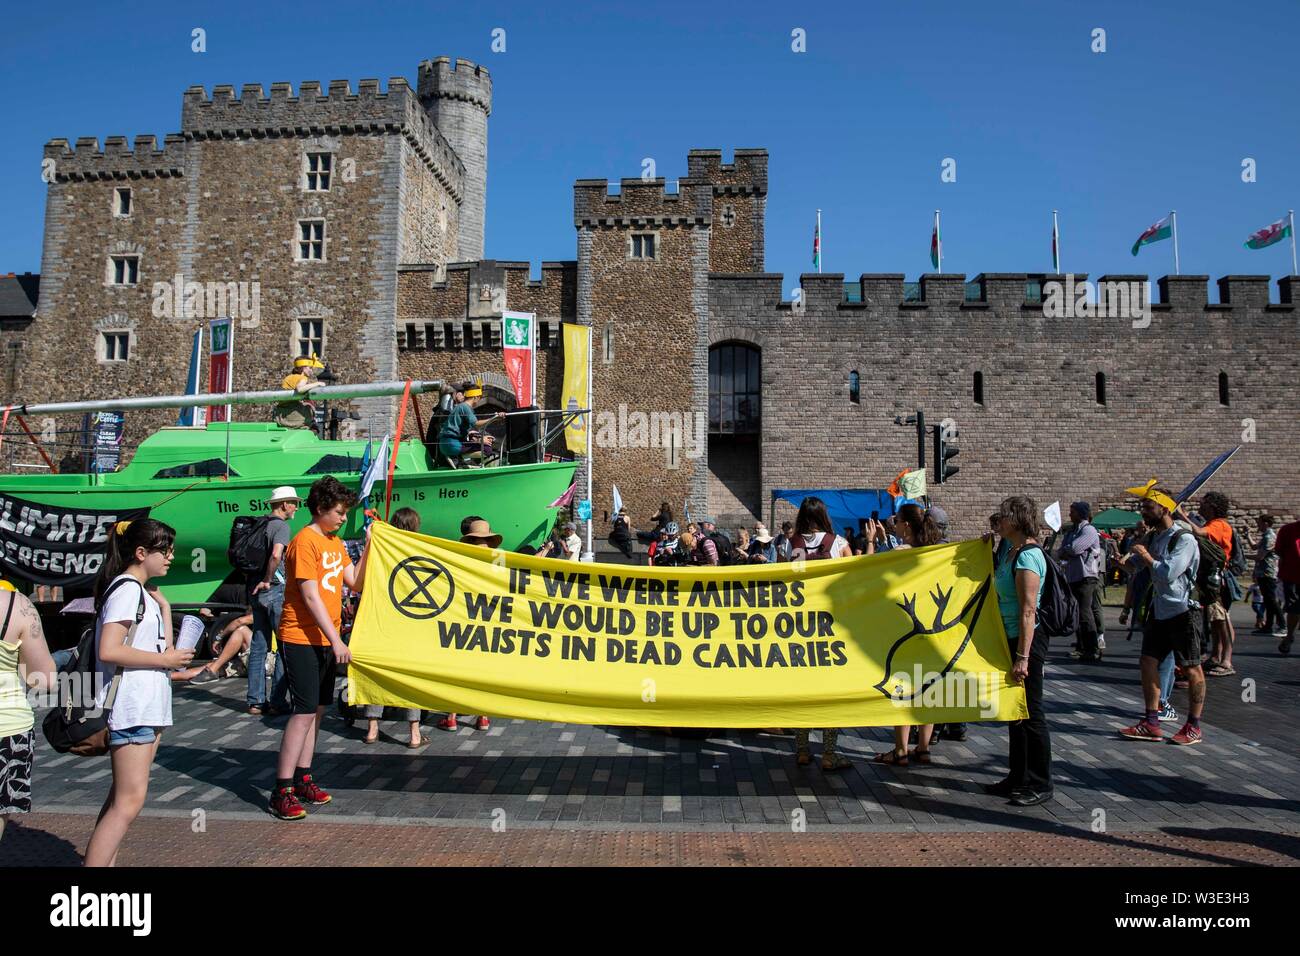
[
  {"xmin": 436, "ymin": 382, "xmax": 502, "ymax": 467},
  {"xmin": 273, "ymin": 355, "xmax": 326, "ymax": 431}
]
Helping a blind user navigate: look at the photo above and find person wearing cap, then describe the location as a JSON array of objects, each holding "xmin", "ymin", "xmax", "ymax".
[
  {"xmin": 437, "ymin": 381, "xmax": 502, "ymax": 466},
  {"xmin": 562, "ymin": 522, "xmax": 582, "ymax": 562},
  {"xmin": 246, "ymin": 486, "xmax": 300, "ymax": 715},
  {"xmin": 1057, "ymin": 501, "xmax": 1104, "ymax": 663},
  {"xmin": 693, "ymin": 518, "xmax": 722, "ymax": 566},
  {"xmin": 273, "ymin": 355, "xmax": 326, "ymax": 431},
  {"xmin": 1118, "ymin": 482, "xmax": 1206, "ymax": 746},
  {"xmin": 748, "ymin": 524, "xmax": 777, "ymax": 563},
  {"xmin": 435, "ymin": 518, "xmax": 501, "ymax": 733}
]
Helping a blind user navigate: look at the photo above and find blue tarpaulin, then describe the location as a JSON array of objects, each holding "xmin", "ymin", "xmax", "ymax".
[{"xmin": 770, "ymin": 489, "xmax": 912, "ymax": 534}]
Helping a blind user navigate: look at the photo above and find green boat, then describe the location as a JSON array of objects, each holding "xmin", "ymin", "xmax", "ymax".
[{"xmin": 0, "ymin": 381, "xmax": 579, "ymax": 606}]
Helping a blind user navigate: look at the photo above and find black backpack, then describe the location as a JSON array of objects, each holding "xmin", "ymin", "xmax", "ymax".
[
  {"xmin": 1012, "ymin": 544, "xmax": 1079, "ymax": 639},
  {"xmin": 228, "ymin": 515, "xmax": 274, "ymax": 578},
  {"xmin": 1227, "ymin": 527, "xmax": 1247, "ymax": 578},
  {"xmin": 1169, "ymin": 527, "xmax": 1225, "ymax": 606},
  {"xmin": 704, "ymin": 530, "xmax": 734, "ymax": 566},
  {"xmin": 41, "ymin": 578, "xmax": 145, "ymax": 757}
]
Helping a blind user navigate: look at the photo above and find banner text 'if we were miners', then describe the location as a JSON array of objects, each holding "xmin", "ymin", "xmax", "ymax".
[{"xmin": 348, "ymin": 523, "xmax": 1029, "ymax": 727}]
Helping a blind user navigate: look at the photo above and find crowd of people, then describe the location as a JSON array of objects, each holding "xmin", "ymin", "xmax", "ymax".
[{"xmin": 1, "ymin": 469, "xmax": 1297, "ymax": 858}]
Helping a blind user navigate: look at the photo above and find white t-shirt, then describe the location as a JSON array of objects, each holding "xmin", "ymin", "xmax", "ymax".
[
  {"xmin": 564, "ymin": 534, "xmax": 583, "ymax": 561},
  {"xmin": 799, "ymin": 532, "xmax": 852, "ymax": 559},
  {"xmin": 94, "ymin": 575, "xmax": 172, "ymax": 731}
]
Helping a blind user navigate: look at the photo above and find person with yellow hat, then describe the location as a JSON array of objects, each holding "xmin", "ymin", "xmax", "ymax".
[
  {"xmin": 274, "ymin": 355, "xmax": 326, "ymax": 431},
  {"xmin": 1117, "ymin": 481, "xmax": 1207, "ymax": 746},
  {"xmin": 436, "ymin": 379, "xmax": 501, "ymax": 466}
]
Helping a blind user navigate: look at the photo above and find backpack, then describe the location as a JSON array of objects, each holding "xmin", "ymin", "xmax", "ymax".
[
  {"xmin": 654, "ymin": 540, "xmax": 690, "ymax": 568},
  {"xmin": 789, "ymin": 532, "xmax": 839, "ymax": 562},
  {"xmin": 1178, "ymin": 528, "xmax": 1226, "ymax": 605},
  {"xmin": 1226, "ymin": 527, "xmax": 1247, "ymax": 578},
  {"xmin": 228, "ymin": 515, "xmax": 274, "ymax": 579},
  {"xmin": 1012, "ymin": 544, "xmax": 1079, "ymax": 640},
  {"xmin": 703, "ymin": 530, "xmax": 734, "ymax": 566},
  {"xmin": 41, "ymin": 578, "xmax": 145, "ymax": 757}
]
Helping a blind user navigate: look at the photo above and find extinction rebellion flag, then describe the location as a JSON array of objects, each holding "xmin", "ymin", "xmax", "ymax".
[
  {"xmin": 1131, "ymin": 215, "xmax": 1173, "ymax": 256},
  {"xmin": 1244, "ymin": 215, "xmax": 1292, "ymax": 250},
  {"xmin": 0, "ymin": 493, "xmax": 150, "ymax": 588}
]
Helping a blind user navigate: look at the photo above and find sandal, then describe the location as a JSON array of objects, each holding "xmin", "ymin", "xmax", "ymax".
[
  {"xmin": 873, "ymin": 749, "xmax": 909, "ymax": 766},
  {"xmin": 363, "ymin": 729, "xmax": 379, "ymax": 745},
  {"xmin": 910, "ymin": 749, "xmax": 932, "ymax": 765},
  {"xmin": 436, "ymin": 715, "xmax": 458, "ymax": 732},
  {"xmin": 1207, "ymin": 664, "xmax": 1236, "ymax": 677},
  {"xmin": 407, "ymin": 735, "xmax": 427, "ymax": 749},
  {"xmin": 821, "ymin": 754, "xmax": 852, "ymax": 772},
  {"xmin": 795, "ymin": 748, "xmax": 812, "ymax": 767}
]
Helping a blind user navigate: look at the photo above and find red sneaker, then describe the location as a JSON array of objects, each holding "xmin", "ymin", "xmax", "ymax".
[
  {"xmin": 294, "ymin": 774, "xmax": 332, "ymax": 805},
  {"xmin": 436, "ymin": 714, "xmax": 459, "ymax": 732},
  {"xmin": 270, "ymin": 786, "xmax": 307, "ymax": 821},
  {"xmin": 1169, "ymin": 723, "xmax": 1203, "ymax": 746},
  {"xmin": 475, "ymin": 716, "xmax": 491, "ymax": 731},
  {"xmin": 1118, "ymin": 721, "xmax": 1163, "ymax": 742}
]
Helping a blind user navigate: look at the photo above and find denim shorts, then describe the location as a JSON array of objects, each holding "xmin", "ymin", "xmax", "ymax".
[{"xmin": 108, "ymin": 726, "xmax": 159, "ymax": 747}]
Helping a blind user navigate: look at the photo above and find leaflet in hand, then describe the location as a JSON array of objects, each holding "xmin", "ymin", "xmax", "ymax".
[{"xmin": 177, "ymin": 615, "xmax": 205, "ymax": 652}]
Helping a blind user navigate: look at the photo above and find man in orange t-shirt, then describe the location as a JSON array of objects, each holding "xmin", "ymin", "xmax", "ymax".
[
  {"xmin": 1179, "ymin": 491, "xmax": 1236, "ymax": 676},
  {"xmin": 270, "ymin": 476, "xmax": 369, "ymax": 822}
]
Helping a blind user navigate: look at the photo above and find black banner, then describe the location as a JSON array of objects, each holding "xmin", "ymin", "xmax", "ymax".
[{"xmin": 0, "ymin": 493, "xmax": 149, "ymax": 588}]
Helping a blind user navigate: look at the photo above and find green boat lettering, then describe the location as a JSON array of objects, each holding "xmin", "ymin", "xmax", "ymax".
[
  {"xmin": 217, "ymin": 501, "xmax": 240, "ymax": 514},
  {"xmin": 438, "ymin": 488, "xmax": 469, "ymax": 499}
]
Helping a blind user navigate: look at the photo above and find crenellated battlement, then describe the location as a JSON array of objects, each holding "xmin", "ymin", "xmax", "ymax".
[
  {"xmin": 42, "ymin": 133, "xmax": 187, "ymax": 180},
  {"xmin": 417, "ymin": 57, "xmax": 493, "ymax": 114},
  {"xmin": 179, "ymin": 76, "xmax": 464, "ymax": 198},
  {"xmin": 573, "ymin": 178, "xmax": 713, "ymax": 226},
  {"xmin": 686, "ymin": 149, "xmax": 768, "ymax": 195}
]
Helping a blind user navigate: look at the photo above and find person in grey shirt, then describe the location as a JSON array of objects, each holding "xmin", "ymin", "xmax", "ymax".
[
  {"xmin": 1057, "ymin": 502, "xmax": 1104, "ymax": 661},
  {"xmin": 247, "ymin": 487, "xmax": 298, "ymax": 715},
  {"xmin": 1119, "ymin": 486, "xmax": 1206, "ymax": 746}
]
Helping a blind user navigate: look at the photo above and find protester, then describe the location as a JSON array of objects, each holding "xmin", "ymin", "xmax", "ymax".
[
  {"xmin": 788, "ymin": 497, "xmax": 853, "ymax": 771},
  {"xmin": 748, "ymin": 524, "xmax": 777, "ymax": 563},
  {"xmin": 1278, "ymin": 517, "xmax": 1300, "ymax": 655},
  {"xmin": 733, "ymin": 527, "xmax": 751, "ymax": 563},
  {"xmin": 437, "ymin": 381, "xmax": 501, "ymax": 466},
  {"xmin": 269, "ymin": 477, "xmax": 369, "ymax": 822},
  {"xmin": 1057, "ymin": 502, "xmax": 1103, "ymax": 662},
  {"xmin": 435, "ymin": 518, "xmax": 502, "ymax": 734},
  {"xmin": 247, "ymin": 486, "xmax": 298, "ymax": 715},
  {"xmin": 363, "ymin": 508, "xmax": 424, "ymax": 748},
  {"xmin": 0, "ymin": 587, "xmax": 56, "ymax": 844},
  {"xmin": 1242, "ymin": 515, "xmax": 1284, "ymax": 637},
  {"xmin": 177, "ymin": 612, "xmax": 252, "ymax": 684},
  {"xmin": 926, "ymin": 504, "xmax": 967, "ymax": 744},
  {"xmin": 85, "ymin": 519, "xmax": 194, "ymax": 864},
  {"xmin": 1117, "ymin": 515, "xmax": 1179, "ymax": 723},
  {"xmin": 693, "ymin": 518, "xmax": 723, "ymax": 566},
  {"xmin": 637, "ymin": 502, "xmax": 673, "ymax": 546},
  {"xmin": 651, "ymin": 522, "xmax": 690, "ymax": 567},
  {"xmin": 774, "ymin": 521, "xmax": 794, "ymax": 562},
  {"xmin": 1177, "ymin": 492, "xmax": 1234, "ymax": 675},
  {"xmin": 1119, "ymin": 484, "xmax": 1206, "ymax": 745},
  {"xmin": 609, "ymin": 508, "xmax": 635, "ymax": 561},
  {"xmin": 983, "ymin": 495, "xmax": 1052, "ymax": 806},
  {"xmin": 873, "ymin": 503, "xmax": 943, "ymax": 766},
  {"xmin": 562, "ymin": 522, "xmax": 582, "ymax": 562},
  {"xmin": 274, "ymin": 355, "xmax": 325, "ymax": 431}
]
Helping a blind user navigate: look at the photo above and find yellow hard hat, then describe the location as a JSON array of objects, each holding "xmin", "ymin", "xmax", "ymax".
[{"xmin": 294, "ymin": 354, "xmax": 325, "ymax": 370}]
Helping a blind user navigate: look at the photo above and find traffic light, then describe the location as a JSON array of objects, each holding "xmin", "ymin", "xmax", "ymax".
[{"xmin": 933, "ymin": 423, "xmax": 960, "ymax": 484}]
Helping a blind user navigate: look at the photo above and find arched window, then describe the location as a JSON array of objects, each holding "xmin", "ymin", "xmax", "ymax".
[
  {"xmin": 1095, "ymin": 372, "xmax": 1107, "ymax": 406},
  {"xmin": 848, "ymin": 370, "xmax": 860, "ymax": 404},
  {"xmin": 973, "ymin": 371, "xmax": 985, "ymax": 406},
  {"xmin": 709, "ymin": 343, "xmax": 760, "ymax": 434},
  {"xmin": 1218, "ymin": 371, "xmax": 1230, "ymax": 406}
]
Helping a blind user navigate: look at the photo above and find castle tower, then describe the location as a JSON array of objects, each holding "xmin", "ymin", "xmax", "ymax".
[{"xmin": 419, "ymin": 57, "xmax": 492, "ymax": 263}]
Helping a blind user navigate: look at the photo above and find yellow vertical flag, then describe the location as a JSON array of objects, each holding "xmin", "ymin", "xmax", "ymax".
[{"xmin": 561, "ymin": 322, "xmax": 590, "ymax": 454}]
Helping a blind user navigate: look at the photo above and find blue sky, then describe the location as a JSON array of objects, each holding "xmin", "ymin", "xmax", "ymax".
[{"xmin": 2, "ymin": 0, "xmax": 1297, "ymax": 290}]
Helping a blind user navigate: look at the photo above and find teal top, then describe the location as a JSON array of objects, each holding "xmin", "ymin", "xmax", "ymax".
[
  {"xmin": 995, "ymin": 543, "xmax": 1046, "ymax": 640},
  {"xmin": 440, "ymin": 403, "xmax": 478, "ymax": 443}
]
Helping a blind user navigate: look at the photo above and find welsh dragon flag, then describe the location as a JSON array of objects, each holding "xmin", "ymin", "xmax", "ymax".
[
  {"xmin": 1244, "ymin": 216, "xmax": 1292, "ymax": 250},
  {"xmin": 812, "ymin": 219, "xmax": 821, "ymax": 269},
  {"xmin": 930, "ymin": 219, "xmax": 941, "ymax": 269},
  {"xmin": 1131, "ymin": 215, "xmax": 1172, "ymax": 256}
]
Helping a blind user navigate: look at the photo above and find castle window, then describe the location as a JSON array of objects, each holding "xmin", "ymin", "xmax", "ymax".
[
  {"xmin": 1218, "ymin": 371, "xmax": 1230, "ymax": 406},
  {"xmin": 108, "ymin": 255, "xmax": 139, "ymax": 285},
  {"xmin": 709, "ymin": 343, "xmax": 760, "ymax": 435},
  {"xmin": 98, "ymin": 331, "xmax": 130, "ymax": 362},
  {"xmin": 630, "ymin": 233, "xmax": 656, "ymax": 260},
  {"xmin": 849, "ymin": 370, "xmax": 860, "ymax": 404},
  {"xmin": 602, "ymin": 322, "xmax": 614, "ymax": 365},
  {"xmin": 296, "ymin": 319, "xmax": 324, "ymax": 358},
  {"xmin": 973, "ymin": 370, "xmax": 985, "ymax": 406},
  {"xmin": 304, "ymin": 152, "xmax": 332, "ymax": 191},
  {"xmin": 115, "ymin": 187, "xmax": 132, "ymax": 217},
  {"xmin": 1095, "ymin": 372, "xmax": 1107, "ymax": 406},
  {"xmin": 296, "ymin": 220, "xmax": 326, "ymax": 261}
]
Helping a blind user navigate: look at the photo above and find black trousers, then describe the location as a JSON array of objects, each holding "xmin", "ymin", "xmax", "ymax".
[
  {"xmin": 1260, "ymin": 576, "xmax": 1283, "ymax": 632},
  {"xmin": 1007, "ymin": 648, "xmax": 1051, "ymax": 792},
  {"xmin": 1071, "ymin": 578, "xmax": 1100, "ymax": 656}
]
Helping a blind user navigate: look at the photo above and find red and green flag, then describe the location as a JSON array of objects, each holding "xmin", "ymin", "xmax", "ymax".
[
  {"xmin": 1131, "ymin": 215, "xmax": 1172, "ymax": 256},
  {"xmin": 930, "ymin": 216, "xmax": 941, "ymax": 269},
  {"xmin": 812, "ymin": 218, "xmax": 821, "ymax": 269},
  {"xmin": 1245, "ymin": 215, "xmax": 1292, "ymax": 250}
]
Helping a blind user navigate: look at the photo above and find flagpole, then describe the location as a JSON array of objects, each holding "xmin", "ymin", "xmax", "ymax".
[
  {"xmin": 1291, "ymin": 210, "xmax": 1297, "ymax": 276},
  {"xmin": 1171, "ymin": 210, "xmax": 1180, "ymax": 275},
  {"xmin": 1053, "ymin": 209, "xmax": 1060, "ymax": 273},
  {"xmin": 584, "ymin": 320, "xmax": 593, "ymax": 561},
  {"xmin": 935, "ymin": 209, "xmax": 942, "ymax": 274},
  {"xmin": 816, "ymin": 209, "xmax": 822, "ymax": 274}
]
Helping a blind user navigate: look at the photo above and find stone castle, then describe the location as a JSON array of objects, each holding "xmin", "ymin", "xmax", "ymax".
[{"xmin": 5, "ymin": 56, "xmax": 1299, "ymax": 540}]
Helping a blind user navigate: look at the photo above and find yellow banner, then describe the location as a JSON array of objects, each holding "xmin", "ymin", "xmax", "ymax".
[
  {"xmin": 348, "ymin": 523, "xmax": 1028, "ymax": 727},
  {"xmin": 560, "ymin": 322, "xmax": 589, "ymax": 454}
]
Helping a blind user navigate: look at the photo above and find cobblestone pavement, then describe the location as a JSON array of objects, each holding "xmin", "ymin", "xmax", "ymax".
[{"xmin": 4, "ymin": 606, "xmax": 1297, "ymax": 865}]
